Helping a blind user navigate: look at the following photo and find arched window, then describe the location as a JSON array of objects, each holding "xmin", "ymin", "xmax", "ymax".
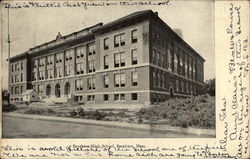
[
  {"xmin": 65, "ymin": 82, "xmax": 71, "ymax": 96},
  {"xmin": 55, "ymin": 84, "xmax": 61, "ymax": 98},
  {"xmin": 46, "ymin": 85, "xmax": 51, "ymax": 97}
]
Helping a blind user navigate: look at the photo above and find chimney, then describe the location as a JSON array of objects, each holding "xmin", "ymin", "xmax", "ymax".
[{"xmin": 173, "ymin": 28, "xmax": 183, "ymax": 38}]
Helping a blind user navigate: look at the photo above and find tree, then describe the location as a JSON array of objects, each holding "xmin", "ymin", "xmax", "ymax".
[
  {"xmin": 2, "ymin": 89, "xmax": 10, "ymax": 103},
  {"xmin": 205, "ymin": 78, "xmax": 215, "ymax": 96}
]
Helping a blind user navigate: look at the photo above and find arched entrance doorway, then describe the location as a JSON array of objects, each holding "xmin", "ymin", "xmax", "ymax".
[
  {"xmin": 46, "ymin": 85, "xmax": 51, "ymax": 97},
  {"xmin": 65, "ymin": 82, "xmax": 70, "ymax": 97},
  {"xmin": 170, "ymin": 87, "xmax": 174, "ymax": 98},
  {"xmin": 55, "ymin": 84, "xmax": 61, "ymax": 98}
]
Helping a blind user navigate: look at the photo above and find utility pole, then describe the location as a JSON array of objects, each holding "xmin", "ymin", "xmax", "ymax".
[{"xmin": 7, "ymin": 8, "xmax": 11, "ymax": 103}]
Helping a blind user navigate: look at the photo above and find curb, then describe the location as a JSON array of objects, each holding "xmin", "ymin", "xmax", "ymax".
[{"xmin": 4, "ymin": 112, "xmax": 215, "ymax": 137}]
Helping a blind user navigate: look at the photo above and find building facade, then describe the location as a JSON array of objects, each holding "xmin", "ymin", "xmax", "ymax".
[{"xmin": 9, "ymin": 10, "xmax": 205, "ymax": 105}]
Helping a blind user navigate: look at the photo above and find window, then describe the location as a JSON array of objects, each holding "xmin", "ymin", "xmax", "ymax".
[
  {"xmin": 176, "ymin": 79, "xmax": 179, "ymax": 91},
  {"xmin": 114, "ymin": 94, "xmax": 125, "ymax": 101},
  {"xmin": 114, "ymin": 52, "xmax": 125, "ymax": 67},
  {"xmin": 76, "ymin": 46, "xmax": 84, "ymax": 58},
  {"xmin": 38, "ymin": 84, "xmax": 43, "ymax": 93},
  {"xmin": 21, "ymin": 62, "xmax": 23, "ymax": 70},
  {"xmin": 167, "ymin": 43, "xmax": 172, "ymax": 71},
  {"xmin": 186, "ymin": 82, "xmax": 189, "ymax": 93},
  {"xmin": 56, "ymin": 53, "xmax": 63, "ymax": 63},
  {"xmin": 162, "ymin": 73, "xmax": 165, "ymax": 88},
  {"xmin": 120, "ymin": 53, "xmax": 125, "ymax": 66},
  {"xmin": 39, "ymin": 58, "xmax": 45, "ymax": 67},
  {"xmin": 15, "ymin": 63, "xmax": 19, "ymax": 71},
  {"xmin": 104, "ymin": 55, "xmax": 109, "ymax": 69},
  {"xmin": 103, "ymin": 94, "xmax": 109, "ymax": 101},
  {"xmin": 87, "ymin": 43, "xmax": 95, "ymax": 55},
  {"xmin": 103, "ymin": 75, "xmax": 109, "ymax": 88},
  {"xmin": 20, "ymin": 86, "xmax": 23, "ymax": 94},
  {"xmin": 15, "ymin": 74, "xmax": 19, "ymax": 83},
  {"xmin": 185, "ymin": 55, "xmax": 189, "ymax": 78},
  {"xmin": 131, "ymin": 29, "xmax": 138, "ymax": 43},
  {"xmin": 75, "ymin": 96, "xmax": 83, "ymax": 102},
  {"xmin": 158, "ymin": 52, "xmax": 162, "ymax": 67},
  {"xmin": 174, "ymin": 47, "xmax": 178, "ymax": 73},
  {"xmin": 114, "ymin": 33, "xmax": 125, "ymax": 47},
  {"xmin": 15, "ymin": 86, "xmax": 19, "ymax": 94},
  {"xmin": 152, "ymin": 49, "xmax": 156, "ymax": 64},
  {"xmin": 11, "ymin": 64, "xmax": 14, "ymax": 72},
  {"xmin": 114, "ymin": 73, "xmax": 125, "ymax": 87},
  {"xmin": 11, "ymin": 75, "xmax": 14, "ymax": 83},
  {"xmin": 32, "ymin": 85, "xmax": 36, "ymax": 91},
  {"xmin": 11, "ymin": 87, "xmax": 13, "ymax": 94},
  {"xmin": 104, "ymin": 38, "xmax": 109, "ymax": 50},
  {"xmin": 65, "ymin": 49, "xmax": 73, "ymax": 61},
  {"xmin": 34, "ymin": 60, "xmax": 37, "ymax": 68},
  {"xmin": 76, "ymin": 63, "xmax": 84, "ymax": 74},
  {"xmin": 193, "ymin": 61, "xmax": 196, "ymax": 80},
  {"xmin": 131, "ymin": 93, "xmax": 138, "ymax": 100},
  {"xmin": 190, "ymin": 84, "xmax": 193, "ymax": 95},
  {"xmin": 131, "ymin": 49, "xmax": 138, "ymax": 65},
  {"xmin": 88, "ymin": 60, "xmax": 95, "ymax": 73},
  {"xmin": 87, "ymin": 77, "xmax": 95, "ymax": 90},
  {"xmin": 120, "ymin": 94, "xmax": 125, "ymax": 100},
  {"xmin": 114, "ymin": 94, "xmax": 119, "ymax": 101},
  {"xmin": 157, "ymin": 72, "xmax": 161, "ymax": 88},
  {"xmin": 32, "ymin": 60, "xmax": 37, "ymax": 69},
  {"xmin": 161, "ymin": 53, "xmax": 165, "ymax": 68},
  {"xmin": 174, "ymin": 53, "xmax": 178, "ymax": 73},
  {"xmin": 47, "ymin": 55, "xmax": 53, "ymax": 65},
  {"xmin": 21, "ymin": 73, "xmax": 23, "ymax": 82},
  {"xmin": 47, "ymin": 69, "xmax": 53, "ymax": 79},
  {"xmin": 156, "ymin": 51, "xmax": 160, "ymax": 66},
  {"xmin": 189, "ymin": 57, "xmax": 193, "ymax": 79},
  {"xmin": 153, "ymin": 71, "xmax": 156, "ymax": 87},
  {"xmin": 65, "ymin": 64, "xmax": 72, "ymax": 76},
  {"xmin": 75, "ymin": 79, "xmax": 83, "ymax": 91},
  {"xmin": 131, "ymin": 71, "xmax": 138, "ymax": 86},
  {"xmin": 114, "ymin": 53, "xmax": 119, "ymax": 67},
  {"xmin": 32, "ymin": 72, "xmax": 36, "ymax": 81},
  {"xmin": 179, "ymin": 51, "xmax": 183, "ymax": 74},
  {"xmin": 39, "ymin": 71, "xmax": 45, "ymax": 80},
  {"xmin": 56, "ymin": 67, "xmax": 63, "ymax": 78},
  {"xmin": 181, "ymin": 81, "xmax": 185, "ymax": 93},
  {"xmin": 87, "ymin": 95, "xmax": 95, "ymax": 101}
]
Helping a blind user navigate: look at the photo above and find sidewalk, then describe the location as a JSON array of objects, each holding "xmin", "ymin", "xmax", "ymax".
[{"xmin": 4, "ymin": 112, "xmax": 216, "ymax": 137}]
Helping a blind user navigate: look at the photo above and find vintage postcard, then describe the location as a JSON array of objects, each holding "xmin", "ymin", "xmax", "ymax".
[{"xmin": 0, "ymin": 0, "xmax": 249, "ymax": 158}]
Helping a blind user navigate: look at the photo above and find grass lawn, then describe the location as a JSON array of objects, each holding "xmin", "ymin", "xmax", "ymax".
[{"xmin": 4, "ymin": 94, "xmax": 215, "ymax": 129}]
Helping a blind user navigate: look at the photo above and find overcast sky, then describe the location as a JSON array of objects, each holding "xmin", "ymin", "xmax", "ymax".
[{"xmin": 1, "ymin": 1, "xmax": 215, "ymax": 90}]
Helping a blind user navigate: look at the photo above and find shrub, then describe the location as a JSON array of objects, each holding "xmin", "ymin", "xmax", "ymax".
[
  {"xmin": 24, "ymin": 108, "xmax": 44, "ymax": 115},
  {"xmin": 179, "ymin": 119, "xmax": 189, "ymax": 128},
  {"xmin": 137, "ymin": 95, "xmax": 215, "ymax": 129},
  {"xmin": 69, "ymin": 109, "xmax": 77, "ymax": 116},
  {"xmin": 138, "ymin": 118, "xmax": 143, "ymax": 124},
  {"xmin": 116, "ymin": 111, "xmax": 127, "ymax": 117},
  {"xmin": 47, "ymin": 109, "xmax": 55, "ymax": 114},
  {"xmin": 77, "ymin": 107, "xmax": 85, "ymax": 116},
  {"xmin": 2, "ymin": 104, "xmax": 17, "ymax": 112},
  {"xmin": 24, "ymin": 108, "xmax": 55, "ymax": 115},
  {"xmin": 92, "ymin": 110, "xmax": 107, "ymax": 120}
]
